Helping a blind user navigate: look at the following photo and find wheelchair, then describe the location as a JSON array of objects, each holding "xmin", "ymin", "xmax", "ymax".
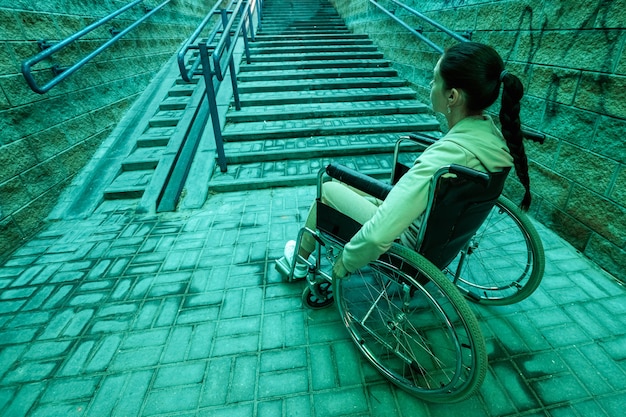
[{"xmin": 275, "ymin": 132, "xmax": 545, "ymax": 402}]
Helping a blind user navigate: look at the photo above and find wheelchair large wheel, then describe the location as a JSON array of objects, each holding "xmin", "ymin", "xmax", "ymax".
[
  {"xmin": 446, "ymin": 196, "xmax": 545, "ymax": 305},
  {"xmin": 334, "ymin": 243, "xmax": 487, "ymax": 403}
]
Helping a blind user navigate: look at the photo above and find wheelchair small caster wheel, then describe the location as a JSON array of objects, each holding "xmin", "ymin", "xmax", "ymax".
[{"xmin": 302, "ymin": 282, "xmax": 334, "ymax": 309}]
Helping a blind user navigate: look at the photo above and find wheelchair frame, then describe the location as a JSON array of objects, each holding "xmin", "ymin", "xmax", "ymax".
[
  {"xmin": 276, "ymin": 133, "xmax": 545, "ymax": 402},
  {"xmin": 292, "ymin": 165, "xmax": 490, "ymax": 402}
]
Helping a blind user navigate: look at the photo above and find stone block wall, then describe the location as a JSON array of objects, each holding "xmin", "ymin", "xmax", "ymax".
[
  {"xmin": 331, "ymin": 0, "xmax": 625, "ymax": 278},
  {"xmin": 0, "ymin": 0, "xmax": 212, "ymax": 260}
]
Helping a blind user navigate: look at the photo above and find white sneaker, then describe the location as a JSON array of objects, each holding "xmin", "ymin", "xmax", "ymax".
[{"xmin": 283, "ymin": 240, "xmax": 309, "ymax": 279}]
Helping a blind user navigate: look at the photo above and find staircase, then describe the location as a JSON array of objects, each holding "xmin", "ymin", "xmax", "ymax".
[
  {"xmin": 102, "ymin": 80, "xmax": 198, "ymax": 201},
  {"xmin": 207, "ymin": 0, "xmax": 440, "ymax": 192},
  {"xmin": 50, "ymin": 0, "xmax": 440, "ymax": 219}
]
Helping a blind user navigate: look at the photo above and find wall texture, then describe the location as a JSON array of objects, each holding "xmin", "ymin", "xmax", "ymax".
[
  {"xmin": 0, "ymin": 0, "xmax": 211, "ymax": 260},
  {"xmin": 330, "ymin": 0, "xmax": 626, "ymax": 279}
]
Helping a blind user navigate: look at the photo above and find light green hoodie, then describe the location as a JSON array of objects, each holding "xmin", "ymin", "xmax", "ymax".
[{"xmin": 341, "ymin": 115, "xmax": 514, "ymax": 272}]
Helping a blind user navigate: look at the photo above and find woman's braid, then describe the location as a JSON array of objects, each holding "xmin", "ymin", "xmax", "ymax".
[{"xmin": 499, "ymin": 73, "xmax": 531, "ymax": 211}]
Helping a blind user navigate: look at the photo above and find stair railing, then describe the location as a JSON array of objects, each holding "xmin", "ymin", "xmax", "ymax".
[
  {"xmin": 178, "ymin": 0, "xmax": 262, "ymax": 83},
  {"xmin": 190, "ymin": 0, "xmax": 261, "ymax": 173},
  {"xmin": 368, "ymin": 0, "xmax": 545, "ymax": 143},
  {"xmin": 368, "ymin": 0, "xmax": 469, "ymax": 54},
  {"xmin": 177, "ymin": 0, "xmax": 233, "ymax": 83},
  {"xmin": 202, "ymin": 0, "xmax": 261, "ymax": 173},
  {"xmin": 21, "ymin": 0, "xmax": 171, "ymax": 94},
  {"xmin": 157, "ymin": 0, "xmax": 260, "ymax": 213}
]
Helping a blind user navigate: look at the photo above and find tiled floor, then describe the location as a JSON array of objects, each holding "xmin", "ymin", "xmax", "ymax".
[{"xmin": 1, "ymin": 186, "xmax": 625, "ymax": 417}]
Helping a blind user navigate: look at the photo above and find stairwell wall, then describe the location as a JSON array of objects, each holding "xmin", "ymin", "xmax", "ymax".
[
  {"xmin": 0, "ymin": 0, "xmax": 214, "ymax": 260},
  {"xmin": 330, "ymin": 0, "xmax": 626, "ymax": 279}
]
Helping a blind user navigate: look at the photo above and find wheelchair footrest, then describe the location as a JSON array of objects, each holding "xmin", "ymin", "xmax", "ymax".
[
  {"xmin": 275, "ymin": 255, "xmax": 317, "ymax": 282},
  {"xmin": 275, "ymin": 256, "xmax": 300, "ymax": 282}
]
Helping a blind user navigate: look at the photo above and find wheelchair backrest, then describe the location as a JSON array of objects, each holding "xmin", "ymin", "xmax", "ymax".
[
  {"xmin": 319, "ymin": 162, "xmax": 510, "ymax": 271},
  {"xmin": 416, "ymin": 166, "xmax": 510, "ymax": 269}
]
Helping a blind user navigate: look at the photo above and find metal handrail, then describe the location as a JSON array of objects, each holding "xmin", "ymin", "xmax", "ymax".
[
  {"xmin": 177, "ymin": 0, "xmax": 236, "ymax": 83},
  {"xmin": 157, "ymin": 0, "xmax": 260, "ymax": 211},
  {"xmin": 368, "ymin": 0, "xmax": 468, "ymax": 54},
  {"xmin": 198, "ymin": 0, "xmax": 261, "ymax": 172},
  {"xmin": 212, "ymin": 0, "xmax": 250, "ymax": 82},
  {"xmin": 178, "ymin": 0, "xmax": 261, "ymax": 83},
  {"xmin": 21, "ymin": 0, "xmax": 171, "ymax": 94},
  {"xmin": 369, "ymin": 0, "xmax": 546, "ymax": 144}
]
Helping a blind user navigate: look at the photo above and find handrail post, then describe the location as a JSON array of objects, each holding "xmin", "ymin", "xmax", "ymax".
[
  {"xmin": 177, "ymin": 2, "xmax": 224, "ymax": 83},
  {"xmin": 219, "ymin": 8, "xmax": 242, "ymax": 111},
  {"xmin": 256, "ymin": 0, "xmax": 263, "ymax": 31},
  {"xmin": 241, "ymin": 5, "xmax": 252, "ymax": 64},
  {"xmin": 199, "ymin": 42, "xmax": 228, "ymax": 173}
]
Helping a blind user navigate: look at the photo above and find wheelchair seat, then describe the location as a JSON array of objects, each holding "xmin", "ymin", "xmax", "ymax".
[
  {"xmin": 417, "ymin": 167, "xmax": 510, "ymax": 269},
  {"xmin": 320, "ymin": 162, "xmax": 510, "ymax": 271}
]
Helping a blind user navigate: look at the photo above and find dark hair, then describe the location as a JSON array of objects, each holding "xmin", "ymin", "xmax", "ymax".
[{"xmin": 439, "ymin": 42, "xmax": 532, "ymax": 211}]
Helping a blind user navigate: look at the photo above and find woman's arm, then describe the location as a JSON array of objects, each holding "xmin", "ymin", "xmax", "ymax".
[{"xmin": 341, "ymin": 140, "xmax": 473, "ymax": 272}]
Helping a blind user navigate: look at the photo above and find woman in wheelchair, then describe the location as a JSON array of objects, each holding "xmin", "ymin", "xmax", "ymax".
[{"xmin": 279, "ymin": 41, "xmax": 533, "ymax": 281}]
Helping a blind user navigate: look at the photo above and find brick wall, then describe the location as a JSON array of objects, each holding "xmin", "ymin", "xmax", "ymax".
[
  {"xmin": 330, "ymin": 0, "xmax": 626, "ymax": 278},
  {"xmin": 0, "ymin": 0, "xmax": 211, "ymax": 259}
]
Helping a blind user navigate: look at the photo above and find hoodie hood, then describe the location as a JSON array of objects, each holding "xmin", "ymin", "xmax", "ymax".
[{"xmin": 442, "ymin": 115, "xmax": 514, "ymax": 172}]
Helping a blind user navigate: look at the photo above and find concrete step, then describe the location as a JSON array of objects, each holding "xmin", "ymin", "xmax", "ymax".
[
  {"xmin": 237, "ymin": 67, "xmax": 397, "ymax": 82},
  {"xmin": 222, "ymin": 132, "xmax": 421, "ymax": 164},
  {"xmin": 259, "ymin": 28, "xmax": 352, "ymax": 35},
  {"xmin": 208, "ymin": 152, "xmax": 422, "ymax": 192},
  {"xmin": 250, "ymin": 38, "xmax": 373, "ymax": 48},
  {"xmin": 137, "ymin": 136, "xmax": 170, "ymax": 148},
  {"xmin": 261, "ymin": 14, "xmax": 340, "ymax": 21},
  {"xmin": 103, "ymin": 170, "xmax": 153, "ymax": 200},
  {"xmin": 160, "ymin": 96, "xmax": 190, "ymax": 111},
  {"xmin": 236, "ymin": 86, "xmax": 418, "ymax": 107},
  {"xmin": 249, "ymin": 52, "xmax": 384, "ymax": 63},
  {"xmin": 136, "ymin": 127, "xmax": 176, "ymax": 148},
  {"xmin": 253, "ymin": 33, "xmax": 369, "ymax": 42},
  {"xmin": 261, "ymin": 7, "xmax": 338, "ymax": 15},
  {"xmin": 262, "ymin": 10, "xmax": 341, "ymax": 16},
  {"xmin": 261, "ymin": 18, "xmax": 344, "ymax": 24},
  {"xmin": 225, "ymin": 100, "xmax": 427, "ymax": 123},
  {"xmin": 260, "ymin": 24, "xmax": 348, "ymax": 32},
  {"xmin": 99, "ymin": 74, "xmax": 191, "ymax": 203},
  {"xmin": 238, "ymin": 59, "xmax": 392, "ymax": 72},
  {"xmin": 260, "ymin": 19, "xmax": 345, "ymax": 27},
  {"xmin": 237, "ymin": 76, "xmax": 407, "ymax": 94},
  {"xmin": 175, "ymin": 76, "xmax": 199, "ymax": 85},
  {"xmin": 249, "ymin": 44, "xmax": 378, "ymax": 54},
  {"xmin": 168, "ymin": 84, "xmax": 195, "ymax": 97},
  {"xmin": 121, "ymin": 147, "xmax": 166, "ymax": 171},
  {"xmin": 149, "ymin": 110, "xmax": 184, "ymax": 127},
  {"xmin": 221, "ymin": 113, "xmax": 439, "ymax": 142}
]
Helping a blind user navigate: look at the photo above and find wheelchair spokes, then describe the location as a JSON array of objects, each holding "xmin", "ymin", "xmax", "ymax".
[
  {"xmin": 273, "ymin": 152, "xmax": 550, "ymax": 402},
  {"xmin": 447, "ymin": 196, "xmax": 545, "ymax": 305},
  {"xmin": 335, "ymin": 244, "xmax": 487, "ymax": 403}
]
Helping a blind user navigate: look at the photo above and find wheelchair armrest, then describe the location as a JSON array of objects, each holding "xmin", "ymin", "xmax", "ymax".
[
  {"xmin": 326, "ymin": 163, "xmax": 393, "ymax": 200},
  {"xmin": 446, "ymin": 164, "xmax": 490, "ymax": 186},
  {"xmin": 400, "ymin": 132, "xmax": 439, "ymax": 147}
]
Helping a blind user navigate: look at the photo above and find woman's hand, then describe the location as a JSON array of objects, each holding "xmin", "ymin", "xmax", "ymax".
[{"xmin": 332, "ymin": 253, "xmax": 350, "ymax": 280}]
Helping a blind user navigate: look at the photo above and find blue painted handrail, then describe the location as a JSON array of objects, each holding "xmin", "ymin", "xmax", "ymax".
[
  {"xmin": 368, "ymin": 0, "xmax": 469, "ymax": 54},
  {"xmin": 368, "ymin": 0, "xmax": 546, "ymax": 144},
  {"xmin": 177, "ymin": 0, "xmax": 236, "ymax": 83},
  {"xmin": 194, "ymin": 0, "xmax": 262, "ymax": 172},
  {"xmin": 21, "ymin": 0, "xmax": 171, "ymax": 94},
  {"xmin": 177, "ymin": 0, "xmax": 262, "ymax": 83}
]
